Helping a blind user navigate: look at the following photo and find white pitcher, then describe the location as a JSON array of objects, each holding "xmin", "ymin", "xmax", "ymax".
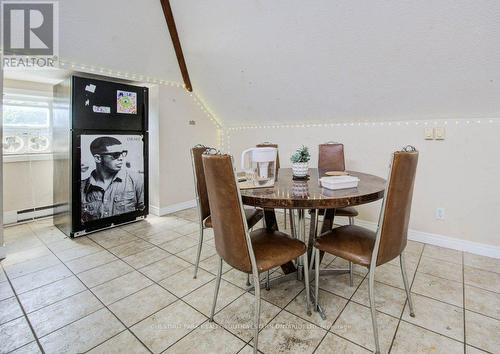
[{"xmin": 240, "ymin": 147, "xmax": 277, "ymax": 187}]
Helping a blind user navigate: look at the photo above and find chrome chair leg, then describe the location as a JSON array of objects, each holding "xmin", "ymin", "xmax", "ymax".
[
  {"xmin": 348, "ymin": 261, "xmax": 353, "ymax": 287},
  {"xmin": 193, "ymin": 226, "xmax": 204, "ymax": 279},
  {"xmin": 252, "ymin": 271, "xmax": 261, "ymax": 354},
  {"xmin": 400, "ymin": 253, "xmax": 415, "ymax": 317},
  {"xmin": 314, "ymin": 248, "xmax": 320, "ymax": 311},
  {"xmin": 348, "ymin": 217, "xmax": 354, "ymax": 286},
  {"xmin": 316, "ymin": 210, "xmax": 324, "ymax": 238},
  {"xmin": 209, "ymin": 257, "xmax": 223, "ymax": 321},
  {"xmin": 290, "ymin": 209, "xmax": 295, "ymax": 237},
  {"xmin": 303, "ymin": 250, "xmax": 311, "ymax": 316},
  {"xmin": 283, "ymin": 209, "xmax": 287, "ymax": 229},
  {"xmin": 368, "ymin": 267, "xmax": 381, "ymax": 354},
  {"xmin": 265, "ymin": 270, "xmax": 270, "ymax": 291},
  {"xmin": 309, "ymin": 245, "xmax": 315, "ymax": 274}
]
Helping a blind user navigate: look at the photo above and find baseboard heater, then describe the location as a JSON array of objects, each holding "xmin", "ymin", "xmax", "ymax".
[{"xmin": 4, "ymin": 203, "xmax": 63, "ymax": 225}]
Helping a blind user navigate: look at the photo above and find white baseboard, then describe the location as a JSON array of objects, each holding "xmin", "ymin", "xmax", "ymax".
[
  {"xmin": 154, "ymin": 199, "xmax": 197, "ymax": 216},
  {"xmin": 334, "ymin": 217, "xmax": 500, "ymax": 260},
  {"xmin": 3, "ymin": 207, "xmax": 55, "ymax": 226},
  {"xmin": 149, "ymin": 205, "xmax": 161, "ymax": 216},
  {"xmin": 3, "ymin": 211, "xmax": 17, "ymax": 225}
]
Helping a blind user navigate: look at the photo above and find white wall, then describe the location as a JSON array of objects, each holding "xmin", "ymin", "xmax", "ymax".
[
  {"xmin": 153, "ymin": 84, "xmax": 219, "ymax": 214},
  {"xmin": 227, "ymin": 119, "xmax": 500, "ymax": 254},
  {"xmin": 2, "ymin": 80, "xmax": 55, "ymax": 222},
  {"xmin": 2, "ymin": 160, "xmax": 54, "ymax": 213},
  {"xmin": 148, "ymin": 85, "xmax": 161, "ymax": 212}
]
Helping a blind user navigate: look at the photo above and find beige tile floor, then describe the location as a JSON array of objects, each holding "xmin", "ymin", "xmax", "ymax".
[{"xmin": 0, "ymin": 208, "xmax": 499, "ymax": 354}]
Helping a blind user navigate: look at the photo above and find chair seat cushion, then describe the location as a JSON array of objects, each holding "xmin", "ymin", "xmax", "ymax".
[
  {"xmin": 250, "ymin": 228, "xmax": 306, "ymax": 273},
  {"xmin": 314, "ymin": 225, "xmax": 375, "ymax": 266},
  {"xmin": 204, "ymin": 208, "xmax": 264, "ymax": 229},
  {"xmin": 315, "ymin": 207, "xmax": 358, "ymax": 217},
  {"xmin": 334, "ymin": 207, "xmax": 359, "ymax": 217}
]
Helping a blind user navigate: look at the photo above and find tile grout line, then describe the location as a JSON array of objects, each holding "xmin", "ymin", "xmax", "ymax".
[
  {"xmin": 323, "ymin": 274, "xmax": 370, "ymax": 352},
  {"xmin": 241, "ymin": 275, "xmax": 309, "ymax": 350},
  {"xmin": 0, "ymin": 263, "xmax": 46, "ymax": 354},
  {"xmin": 200, "ymin": 270, "xmax": 293, "ymax": 349},
  {"xmin": 397, "ymin": 319, "xmax": 465, "ymax": 345},
  {"xmin": 311, "ymin": 259, "xmax": 371, "ymax": 353},
  {"xmin": 6, "ymin": 214, "xmax": 495, "ymax": 354},
  {"xmin": 388, "ymin": 244, "xmax": 424, "ymax": 353},
  {"xmin": 79, "ymin": 225, "xmax": 259, "ymax": 353},
  {"xmin": 21, "ymin": 287, "xmax": 89, "ymax": 316},
  {"xmin": 318, "ymin": 256, "xmax": 470, "ymax": 346},
  {"xmin": 365, "ymin": 255, "xmax": 481, "ymax": 312},
  {"xmin": 3, "ymin": 259, "xmax": 64, "ymax": 282},
  {"xmin": 159, "ymin": 263, "xmax": 300, "ymax": 353},
  {"xmin": 25, "ymin": 223, "xmax": 155, "ymax": 354},
  {"xmin": 82, "ymin": 252, "xmax": 216, "ymax": 352}
]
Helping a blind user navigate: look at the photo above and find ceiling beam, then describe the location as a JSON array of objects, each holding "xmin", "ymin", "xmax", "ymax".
[{"xmin": 159, "ymin": 0, "xmax": 193, "ymax": 92}]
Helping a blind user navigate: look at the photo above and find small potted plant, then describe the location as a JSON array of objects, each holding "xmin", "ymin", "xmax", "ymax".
[{"xmin": 290, "ymin": 145, "xmax": 310, "ymax": 178}]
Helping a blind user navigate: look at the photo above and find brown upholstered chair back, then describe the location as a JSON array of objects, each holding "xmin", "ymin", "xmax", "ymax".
[
  {"xmin": 191, "ymin": 146, "xmax": 211, "ymax": 222},
  {"xmin": 202, "ymin": 153, "xmax": 253, "ymax": 273},
  {"xmin": 375, "ymin": 149, "xmax": 419, "ymax": 265},
  {"xmin": 318, "ymin": 143, "xmax": 345, "ymax": 171}
]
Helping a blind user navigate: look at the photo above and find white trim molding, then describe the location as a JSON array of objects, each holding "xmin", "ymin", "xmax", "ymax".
[
  {"xmin": 3, "ymin": 207, "xmax": 55, "ymax": 226},
  {"xmin": 334, "ymin": 217, "xmax": 500, "ymax": 260},
  {"xmin": 149, "ymin": 205, "xmax": 161, "ymax": 217},
  {"xmin": 3, "ymin": 211, "xmax": 18, "ymax": 225},
  {"xmin": 150, "ymin": 199, "xmax": 197, "ymax": 217}
]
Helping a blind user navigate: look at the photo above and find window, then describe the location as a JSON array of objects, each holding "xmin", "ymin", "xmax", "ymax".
[{"xmin": 2, "ymin": 94, "xmax": 53, "ymax": 155}]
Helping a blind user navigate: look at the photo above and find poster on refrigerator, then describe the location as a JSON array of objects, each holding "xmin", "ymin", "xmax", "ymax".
[
  {"xmin": 116, "ymin": 90, "xmax": 137, "ymax": 114},
  {"xmin": 80, "ymin": 134, "xmax": 145, "ymax": 223}
]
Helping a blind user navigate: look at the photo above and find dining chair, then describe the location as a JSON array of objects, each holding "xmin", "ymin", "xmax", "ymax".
[
  {"xmin": 203, "ymin": 152, "xmax": 311, "ymax": 354},
  {"xmin": 313, "ymin": 146, "xmax": 418, "ymax": 354},
  {"xmin": 317, "ymin": 142, "xmax": 358, "ymax": 284},
  {"xmin": 190, "ymin": 145, "xmax": 264, "ymax": 278}
]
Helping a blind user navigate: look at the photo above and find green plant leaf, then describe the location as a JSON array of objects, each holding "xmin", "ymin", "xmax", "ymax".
[{"xmin": 290, "ymin": 145, "xmax": 311, "ymax": 163}]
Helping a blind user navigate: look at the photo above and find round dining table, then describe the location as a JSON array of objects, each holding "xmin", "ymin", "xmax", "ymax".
[{"xmin": 240, "ymin": 167, "xmax": 386, "ymax": 318}]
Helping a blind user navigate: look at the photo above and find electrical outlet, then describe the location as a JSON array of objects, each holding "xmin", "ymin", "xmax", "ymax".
[{"xmin": 436, "ymin": 208, "xmax": 445, "ymax": 220}]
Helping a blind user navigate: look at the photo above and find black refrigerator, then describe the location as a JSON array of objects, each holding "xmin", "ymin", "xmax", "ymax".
[{"xmin": 53, "ymin": 75, "xmax": 149, "ymax": 237}]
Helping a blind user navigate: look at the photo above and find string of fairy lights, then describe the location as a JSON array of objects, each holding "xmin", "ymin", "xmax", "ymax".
[
  {"xmin": 58, "ymin": 60, "xmax": 223, "ymax": 129},
  {"xmin": 225, "ymin": 118, "xmax": 498, "ymax": 131},
  {"xmin": 223, "ymin": 118, "xmax": 500, "ymax": 153},
  {"xmin": 10, "ymin": 59, "xmax": 499, "ymax": 151}
]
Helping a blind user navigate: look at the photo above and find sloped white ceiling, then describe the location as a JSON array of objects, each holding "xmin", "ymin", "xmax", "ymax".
[
  {"xmin": 55, "ymin": 1, "xmax": 500, "ymax": 126},
  {"xmin": 170, "ymin": 0, "xmax": 500, "ymax": 126},
  {"xmin": 59, "ymin": 0, "xmax": 181, "ymax": 81}
]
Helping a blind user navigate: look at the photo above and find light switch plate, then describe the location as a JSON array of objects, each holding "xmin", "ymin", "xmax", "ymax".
[
  {"xmin": 435, "ymin": 127, "xmax": 445, "ymax": 140},
  {"xmin": 424, "ymin": 127, "xmax": 434, "ymax": 140}
]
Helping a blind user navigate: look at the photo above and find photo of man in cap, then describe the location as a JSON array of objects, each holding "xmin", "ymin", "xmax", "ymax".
[{"xmin": 81, "ymin": 135, "xmax": 144, "ymax": 222}]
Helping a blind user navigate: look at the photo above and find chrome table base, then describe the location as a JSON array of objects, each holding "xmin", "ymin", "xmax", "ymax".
[
  {"xmin": 246, "ymin": 267, "xmax": 350, "ymax": 320},
  {"xmin": 245, "ymin": 208, "xmax": 351, "ymax": 321}
]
